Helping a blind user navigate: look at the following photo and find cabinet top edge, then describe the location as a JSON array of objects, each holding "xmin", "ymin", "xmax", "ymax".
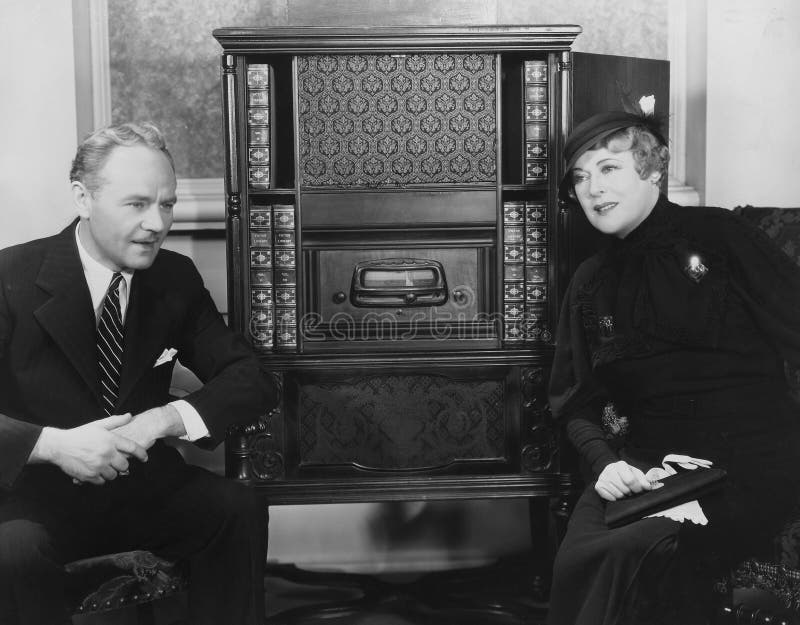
[{"xmin": 213, "ymin": 24, "xmax": 582, "ymax": 52}]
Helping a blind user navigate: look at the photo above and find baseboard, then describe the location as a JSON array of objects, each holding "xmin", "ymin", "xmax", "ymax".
[{"xmin": 267, "ymin": 549, "xmax": 498, "ymax": 574}]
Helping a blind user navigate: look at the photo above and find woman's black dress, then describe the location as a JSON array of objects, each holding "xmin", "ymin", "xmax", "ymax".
[{"xmin": 547, "ymin": 195, "xmax": 800, "ymax": 625}]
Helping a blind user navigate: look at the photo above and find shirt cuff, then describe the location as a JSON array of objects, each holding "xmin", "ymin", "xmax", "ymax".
[{"xmin": 170, "ymin": 399, "xmax": 210, "ymax": 442}]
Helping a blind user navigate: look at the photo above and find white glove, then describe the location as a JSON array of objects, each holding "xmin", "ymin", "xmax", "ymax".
[
  {"xmin": 644, "ymin": 454, "xmax": 714, "ymax": 482},
  {"xmin": 642, "ymin": 454, "xmax": 714, "ymax": 525},
  {"xmin": 646, "ymin": 500, "xmax": 709, "ymax": 525}
]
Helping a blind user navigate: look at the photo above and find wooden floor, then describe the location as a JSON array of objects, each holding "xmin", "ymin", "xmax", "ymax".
[
  {"xmin": 74, "ymin": 555, "xmax": 548, "ymax": 625},
  {"xmin": 263, "ymin": 558, "xmax": 548, "ymax": 625}
]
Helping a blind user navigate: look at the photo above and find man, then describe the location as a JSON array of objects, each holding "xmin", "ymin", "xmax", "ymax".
[{"xmin": 0, "ymin": 122, "xmax": 277, "ymax": 624}]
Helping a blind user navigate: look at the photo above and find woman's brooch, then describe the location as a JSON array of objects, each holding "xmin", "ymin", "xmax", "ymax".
[
  {"xmin": 683, "ymin": 254, "xmax": 709, "ymax": 283},
  {"xmin": 602, "ymin": 402, "xmax": 629, "ymax": 437},
  {"xmin": 598, "ymin": 315, "xmax": 615, "ymax": 338}
]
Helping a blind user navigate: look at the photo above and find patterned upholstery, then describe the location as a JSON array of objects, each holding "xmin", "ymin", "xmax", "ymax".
[
  {"xmin": 731, "ymin": 560, "xmax": 800, "ymax": 614},
  {"xmin": 733, "ymin": 205, "xmax": 800, "ymax": 266},
  {"xmin": 66, "ymin": 550, "xmax": 187, "ymax": 617},
  {"xmin": 734, "ymin": 206, "xmax": 800, "ymax": 404}
]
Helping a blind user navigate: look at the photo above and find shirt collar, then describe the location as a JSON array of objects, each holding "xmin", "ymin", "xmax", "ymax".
[{"xmin": 75, "ymin": 222, "xmax": 134, "ymax": 320}]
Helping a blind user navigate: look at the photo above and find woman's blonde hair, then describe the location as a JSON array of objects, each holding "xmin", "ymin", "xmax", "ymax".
[{"xmin": 594, "ymin": 125, "xmax": 670, "ymax": 182}]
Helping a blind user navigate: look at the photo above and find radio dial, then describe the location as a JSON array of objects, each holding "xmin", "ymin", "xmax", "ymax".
[
  {"xmin": 404, "ymin": 293, "xmax": 417, "ymax": 304},
  {"xmin": 452, "ymin": 289, "xmax": 467, "ymax": 305},
  {"xmin": 332, "ymin": 291, "xmax": 347, "ymax": 304}
]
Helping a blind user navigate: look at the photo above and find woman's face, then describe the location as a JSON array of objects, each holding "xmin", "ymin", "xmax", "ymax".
[{"xmin": 570, "ymin": 147, "xmax": 660, "ymax": 238}]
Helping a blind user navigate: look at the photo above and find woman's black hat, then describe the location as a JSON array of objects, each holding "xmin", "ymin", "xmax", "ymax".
[{"xmin": 559, "ymin": 110, "xmax": 668, "ymax": 202}]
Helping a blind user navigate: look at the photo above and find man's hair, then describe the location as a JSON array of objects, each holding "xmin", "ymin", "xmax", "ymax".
[
  {"xmin": 592, "ymin": 125, "xmax": 670, "ymax": 182},
  {"xmin": 69, "ymin": 122, "xmax": 175, "ymax": 193}
]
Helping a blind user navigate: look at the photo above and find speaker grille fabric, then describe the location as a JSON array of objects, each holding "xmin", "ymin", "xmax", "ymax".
[{"xmin": 297, "ymin": 53, "xmax": 497, "ymax": 188}]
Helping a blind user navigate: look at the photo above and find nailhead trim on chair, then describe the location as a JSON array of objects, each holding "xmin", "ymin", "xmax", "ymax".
[
  {"xmin": 66, "ymin": 550, "xmax": 187, "ymax": 615},
  {"xmin": 733, "ymin": 560, "xmax": 800, "ymax": 613}
]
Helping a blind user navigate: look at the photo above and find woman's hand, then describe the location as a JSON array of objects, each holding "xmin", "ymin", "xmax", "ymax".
[{"xmin": 595, "ymin": 460, "xmax": 653, "ymax": 502}]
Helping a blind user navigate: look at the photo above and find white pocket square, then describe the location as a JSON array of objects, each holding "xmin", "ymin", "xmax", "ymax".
[{"xmin": 154, "ymin": 348, "xmax": 178, "ymax": 368}]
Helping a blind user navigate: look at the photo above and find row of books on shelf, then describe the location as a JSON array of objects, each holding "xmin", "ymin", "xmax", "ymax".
[
  {"xmin": 247, "ymin": 63, "xmax": 272, "ymax": 190},
  {"xmin": 523, "ymin": 60, "xmax": 549, "ymax": 184},
  {"xmin": 502, "ymin": 200, "xmax": 551, "ymax": 344},
  {"xmin": 248, "ymin": 204, "xmax": 298, "ymax": 350},
  {"xmin": 507, "ymin": 62, "xmax": 551, "ymax": 342}
]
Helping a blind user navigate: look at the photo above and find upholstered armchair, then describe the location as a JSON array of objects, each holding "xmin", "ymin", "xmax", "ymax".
[{"xmin": 714, "ymin": 205, "xmax": 800, "ymax": 624}]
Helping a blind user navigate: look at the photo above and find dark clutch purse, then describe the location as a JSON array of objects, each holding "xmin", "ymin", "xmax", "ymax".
[{"xmin": 604, "ymin": 467, "xmax": 728, "ymax": 529}]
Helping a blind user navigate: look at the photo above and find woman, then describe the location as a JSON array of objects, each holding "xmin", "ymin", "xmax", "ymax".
[{"xmin": 547, "ymin": 110, "xmax": 800, "ymax": 624}]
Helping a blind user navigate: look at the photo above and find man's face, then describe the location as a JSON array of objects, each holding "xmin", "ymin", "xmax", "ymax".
[{"xmin": 73, "ymin": 145, "xmax": 177, "ymax": 272}]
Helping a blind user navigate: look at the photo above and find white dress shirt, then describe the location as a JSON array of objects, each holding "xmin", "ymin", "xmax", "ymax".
[{"xmin": 75, "ymin": 224, "xmax": 209, "ymax": 441}]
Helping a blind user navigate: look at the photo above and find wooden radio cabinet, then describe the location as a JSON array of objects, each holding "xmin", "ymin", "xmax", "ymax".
[{"xmin": 212, "ymin": 25, "xmax": 668, "ymax": 567}]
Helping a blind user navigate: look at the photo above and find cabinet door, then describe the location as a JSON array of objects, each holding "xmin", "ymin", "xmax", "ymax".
[{"xmin": 566, "ymin": 52, "xmax": 670, "ymax": 275}]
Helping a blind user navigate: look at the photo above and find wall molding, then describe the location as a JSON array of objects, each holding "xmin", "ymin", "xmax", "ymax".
[
  {"xmin": 668, "ymin": 178, "xmax": 700, "ymax": 207},
  {"xmin": 668, "ymin": 0, "xmax": 687, "ymax": 184},
  {"xmin": 88, "ymin": 0, "xmax": 112, "ymax": 129},
  {"xmin": 667, "ymin": 0, "xmax": 700, "ymax": 206},
  {"xmin": 76, "ymin": 0, "xmax": 226, "ymax": 228},
  {"xmin": 272, "ymin": 550, "xmax": 496, "ymax": 574},
  {"xmin": 172, "ymin": 178, "xmax": 226, "ymax": 230}
]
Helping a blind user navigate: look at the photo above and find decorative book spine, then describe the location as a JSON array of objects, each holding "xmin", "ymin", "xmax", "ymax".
[
  {"xmin": 502, "ymin": 201, "xmax": 526, "ymax": 344},
  {"xmin": 520, "ymin": 59, "xmax": 552, "ymax": 344},
  {"xmin": 523, "ymin": 60, "xmax": 548, "ymax": 184},
  {"xmin": 524, "ymin": 202, "xmax": 550, "ymax": 343},
  {"xmin": 246, "ymin": 63, "xmax": 271, "ymax": 189},
  {"xmin": 248, "ymin": 206, "xmax": 274, "ymax": 350},
  {"xmin": 272, "ymin": 205, "xmax": 298, "ymax": 351}
]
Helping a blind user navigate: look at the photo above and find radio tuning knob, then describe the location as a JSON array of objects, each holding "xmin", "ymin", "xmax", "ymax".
[
  {"xmin": 452, "ymin": 289, "xmax": 467, "ymax": 304},
  {"xmin": 404, "ymin": 293, "xmax": 417, "ymax": 304},
  {"xmin": 332, "ymin": 292, "xmax": 347, "ymax": 304}
]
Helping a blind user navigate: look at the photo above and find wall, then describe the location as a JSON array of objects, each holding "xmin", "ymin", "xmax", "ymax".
[
  {"xmin": 0, "ymin": 1, "xmax": 78, "ymax": 251},
  {"xmin": 108, "ymin": 0, "xmax": 667, "ymax": 180},
  {"xmin": 703, "ymin": 0, "xmax": 800, "ymax": 208}
]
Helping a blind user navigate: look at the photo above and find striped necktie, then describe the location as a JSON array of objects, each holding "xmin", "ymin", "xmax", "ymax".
[{"xmin": 97, "ymin": 272, "xmax": 124, "ymax": 415}]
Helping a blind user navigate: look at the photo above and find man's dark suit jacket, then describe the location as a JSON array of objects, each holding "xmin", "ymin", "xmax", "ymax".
[{"xmin": 0, "ymin": 222, "xmax": 277, "ymax": 496}]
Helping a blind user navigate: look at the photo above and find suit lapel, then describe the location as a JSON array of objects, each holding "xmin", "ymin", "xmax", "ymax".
[
  {"xmin": 116, "ymin": 267, "xmax": 171, "ymax": 408},
  {"xmin": 33, "ymin": 223, "xmax": 101, "ymax": 402}
]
